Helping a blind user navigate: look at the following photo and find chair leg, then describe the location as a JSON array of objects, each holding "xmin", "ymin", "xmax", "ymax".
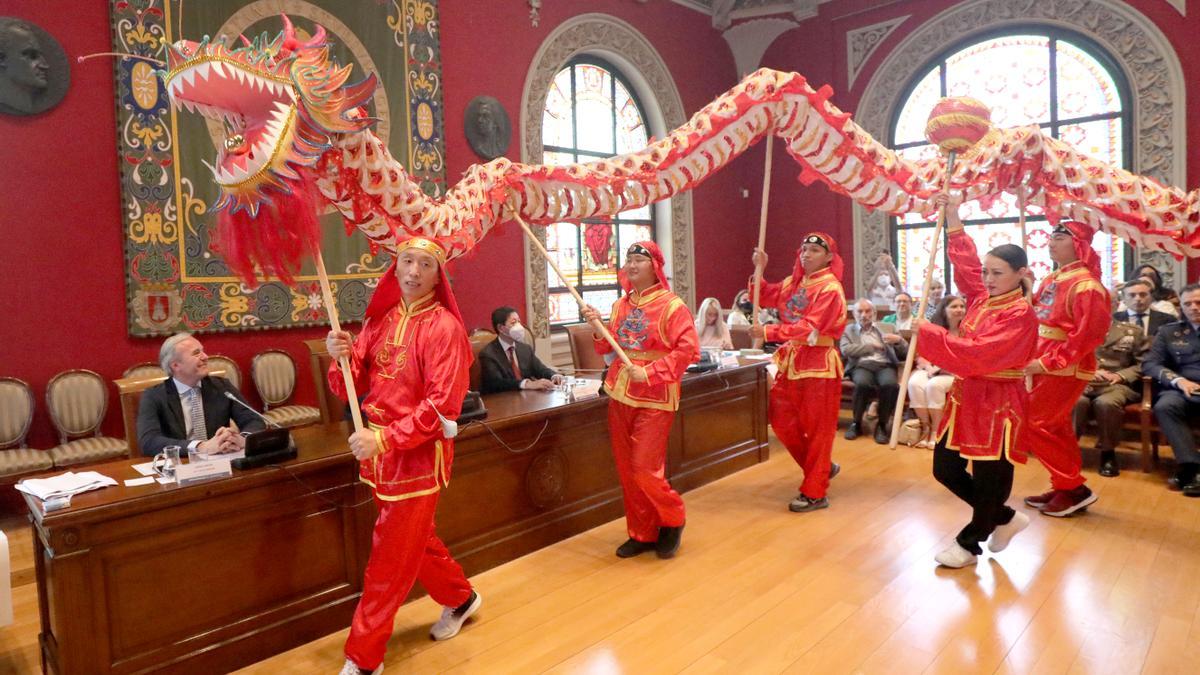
[{"xmin": 1141, "ymin": 422, "xmax": 1151, "ymax": 473}]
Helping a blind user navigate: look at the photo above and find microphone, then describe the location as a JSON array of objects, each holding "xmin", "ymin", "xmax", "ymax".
[{"xmin": 224, "ymin": 391, "xmax": 282, "ymax": 429}]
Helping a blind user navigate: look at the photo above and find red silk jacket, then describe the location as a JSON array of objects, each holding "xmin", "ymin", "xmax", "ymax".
[
  {"xmin": 329, "ymin": 292, "xmax": 470, "ymax": 501},
  {"xmin": 594, "ymin": 284, "xmax": 701, "ymax": 411},
  {"xmin": 750, "ymin": 267, "xmax": 847, "ymax": 380},
  {"xmin": 917, "ymin": 230, "xmax": 1039, "ymax": 461},
  {"xmin": 1032, "ymin": 260, "xmax": 1112, "ymax": 379}
]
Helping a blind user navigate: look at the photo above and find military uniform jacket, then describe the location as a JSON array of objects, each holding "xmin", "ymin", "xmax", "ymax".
[
  {"xmin": 1144, "ymin": 321, "xmax": 1200, "ymax": 388},
  {"xmin": 1093, "ymin": 321, "xmax": 1150, "ymax": 385}
]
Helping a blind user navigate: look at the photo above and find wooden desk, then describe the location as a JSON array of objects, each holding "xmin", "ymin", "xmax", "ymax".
[{"xmin": 28, "ymin": 361, "xmax": 768, "ymax": 673}]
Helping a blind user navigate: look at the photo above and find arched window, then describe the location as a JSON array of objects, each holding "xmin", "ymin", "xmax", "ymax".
[
  {"xmin": 541, "ymin": 57, "xmax": 657, "ymax": 325},
  {"xmin": 890, "ymin": 29, "xmax": 1132, "ymax": 294}
]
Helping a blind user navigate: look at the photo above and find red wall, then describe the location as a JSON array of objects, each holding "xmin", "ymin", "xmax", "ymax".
[
  {"xmin": 0, "ymin": 1, "xmax": 751, "ymax": 449},
  {"xmin": 758, "ymin": 0, "xmax": 1200, "ymax": 295}
]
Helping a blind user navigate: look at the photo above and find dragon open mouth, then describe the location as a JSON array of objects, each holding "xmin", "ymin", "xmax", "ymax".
[{"xmin": 163, "ymin": 54, "xmax": 297, "ymax": 187}]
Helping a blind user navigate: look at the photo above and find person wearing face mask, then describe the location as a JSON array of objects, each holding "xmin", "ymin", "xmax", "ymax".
[
  {"xmin": 582, "ymin": 241, "xmax": 700, "ymax": 560},
  {"xmin": 479, "ymin": 306, "xmax": 562, "ymax": 394},
  {"xmin": 919, "ymin": 192, "xmax": 1039, "ymax": 569},
  {"xmin": 726, "ymin": 289, "xmax": 774, "ymax": 328}
]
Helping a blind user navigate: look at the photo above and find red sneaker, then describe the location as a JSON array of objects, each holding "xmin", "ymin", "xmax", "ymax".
[
  {"xmin": 1023, "ymin": 489, "xmax": 1056, "ymax": 510},
  {"xmin": 1041, "ymin": 485, "xmax": 1097, "ymax": 517}
]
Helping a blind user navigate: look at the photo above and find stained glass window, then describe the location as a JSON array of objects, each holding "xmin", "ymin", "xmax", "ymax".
[
  {"xmin": 542, "ymin": 58, "xmax": 656, "ymax": 325},
  {"xmin": 890, "ymin": 30, "xmax": 1131, "ymax": 294}
]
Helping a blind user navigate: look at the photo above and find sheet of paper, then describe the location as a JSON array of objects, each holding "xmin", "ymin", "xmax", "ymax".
[
  {"xmin": 123, "ymin": 477, "xmax": 155, "ymax": 487},
  {"xmin": 156, "ymin": 476, "xmax": 174, "ymax": 485},
  {"xmin": 131, "ymin": 461, "xmax": 156, "ymax": 476}
]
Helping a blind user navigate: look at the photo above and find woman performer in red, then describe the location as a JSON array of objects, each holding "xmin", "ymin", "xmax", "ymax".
[
  {"xmin": 1022, "ymin": 222, "xmax": 1111, "ymax": 517},
  {"xmin": 749, "ymin": 233, "xmax": 847, "ymax": 512},
  {"xmin": 583, "ymin": 241, "xmax": 700, "ymax": 559},
  {"xmin": 327, "ymin": 237, "xmax": 480, "ymax": 675},
  {"xmin": 919, "ymin": 193, "xmax": 1039, "ymax": 568}
]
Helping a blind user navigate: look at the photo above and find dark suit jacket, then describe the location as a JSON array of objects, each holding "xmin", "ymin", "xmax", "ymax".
[
  {"xmin": 1112, "ymin": 309, "xmax": 1174, "ymax": 339},
  {"xmin": 137, "ymin": 376, "xmax": 266, "ymax": 456},
  {"xmin": 1144, "ymin": 321, "xmax": 1200, "ymax": 391},
  {"xmin": 478, "ymin": 338, "xmax": 557, "ymax": 394}
]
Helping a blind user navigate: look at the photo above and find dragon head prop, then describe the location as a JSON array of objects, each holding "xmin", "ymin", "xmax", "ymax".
[{"xmin": 157, "ymin": 15, "xmax": 378, "ymax": 282}]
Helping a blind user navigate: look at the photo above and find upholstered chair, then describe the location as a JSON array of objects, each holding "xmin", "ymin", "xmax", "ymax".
[
  {"xmin": 122, "ymin": 362, "xmax": 166, "ymax": 381},
  {"xmin": 250, "ymin": 350, "xmax": 322, "ymax": 428},
  {"xmin": 206, "ymin": 355, "xmax": 242, "ymax": 391},
  {"xmin": 0, "ymin": 377, "xmax": 52, "ymax": 478},
  {"xmin": 44, "ymin": 370, "xmax": 129, "ymax": 468}
]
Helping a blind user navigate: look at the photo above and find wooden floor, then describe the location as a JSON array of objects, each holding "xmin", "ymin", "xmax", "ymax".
[{"xmin": 3, "ymin": 432, "xmax": 1199, "ymax": 674}]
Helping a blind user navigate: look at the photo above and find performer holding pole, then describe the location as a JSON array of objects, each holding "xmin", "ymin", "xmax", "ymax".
[
  {"xmin": 749, "ymin": 233, "xmax": 847, "ymax": 512},
  {"xmin": 1021, "ymin": 221, "xmax": 1112, "ymax": 517},
  {"xmin": 582, "ymin": 241, "xmax": 700, "ymax": 559},
  {"xmin": 327, "ymin": 237, "xmax": 481, "ymax": 675},
  {"xmin": 920, "ymin": 192, "xmax": 1039, "ymax": 568},
  {"xmin": 890, "ymin": 97, "xmax": 992, "ymax": 448}
]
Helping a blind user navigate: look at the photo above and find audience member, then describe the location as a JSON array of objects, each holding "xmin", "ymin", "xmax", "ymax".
[
  {"xmin": 479, "ymin": 306, "xmax": 561, "ymax": 394},
  {"xmin": 727, "ymin": 289, "xmax": 776, "ymax": 327},
  {"xmin": 1143, "ymin": 283, "xmax": 1200, "ymax": 495},
  {"xmin": 695, "ymin": 297, "xmax": 734, "ymax": 350},
  {"xmin": 907, "ymin": 295, "xmax": 964, "ymax": 449},
  {"xmin": 1129, "ymin": 264, "xmax": 1181, "ymax": 317},
  {"xmin": 841, "ymin": 298, "xmax": 908, "ymax": 444},
  {"xmin": 136, "ymin": 332, "xmax": 264, "ymax": 457},
  {"xmin": 882, "ymin": 291, "xmax": 915, "ymax": 332},
  {"xmin": 924, "ymin": 277, "xmax": 946, "ymax": 319},
  {"xmin": 1113, "ymin": 279, "xmax": 1175, "ymax": 336},
  {"xmin": 1073, "ymin": 298, "xmax": 1152, "ymax": 477}
]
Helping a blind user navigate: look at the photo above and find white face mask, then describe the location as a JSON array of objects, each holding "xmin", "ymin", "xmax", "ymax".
[{"xmin": 507, "ymin": 323, "xmax": 527, "ymax": 344}]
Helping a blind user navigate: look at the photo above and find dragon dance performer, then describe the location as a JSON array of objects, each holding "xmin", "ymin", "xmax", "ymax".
[
  {"xmin": 327, "ymin": 237, "xmax": 481, "ymax": 675},
  {"xmin": 1022, "ymin": 221, "xmax": 1112, "ymax": 517},
  {"xmin": 582, "ymin": 241, "xmax": 700, "ymax": 559},
  {"xmin": 749, "ymin": 233, "xmax": 848, "ymax": 513},
  {"xmin": 919, "ymin": 193, "xmax": 1040, "ymax": 568}
]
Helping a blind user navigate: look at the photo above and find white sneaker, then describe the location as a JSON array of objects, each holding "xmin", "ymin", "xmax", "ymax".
[
  {"xmin": 430, "ymin": 590, "xmax": 481, "ymax": 641},
  {"xmin": 988, "ymin": 511, "xmax": 1030, "ymax": 553},
  {"xmin": 934, "ymin": 543, "xmax": 978, "ymax": 568},
  {"xmin": 339, "ymin": 659, "xmax": 382, "ymax": 675}
]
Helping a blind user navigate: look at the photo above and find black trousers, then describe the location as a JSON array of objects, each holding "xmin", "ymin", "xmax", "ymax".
[
  {"xmin": 932, "ymin": 438, "xmax": 1015, "ymax": 555},
  {"xmin": 850, "ymin": 365, "xmax": 899, "ymax": 429}
]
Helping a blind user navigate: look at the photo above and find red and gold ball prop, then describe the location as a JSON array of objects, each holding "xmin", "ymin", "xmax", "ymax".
[{"xmin": 924, "ymin": 96, "xmax": 992, "ymax": 154}]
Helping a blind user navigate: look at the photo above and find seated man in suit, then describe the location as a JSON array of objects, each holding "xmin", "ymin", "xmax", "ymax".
[
  {"xmin": 840, "ymin": 299, "xmax": 908, "ymax": 444},
  {"xmin": 1144, "ymin": 283, "xmax": 1200, "ymax": 496},
  {"xmin": 1072, "ymin": 305, "xmax": 1151, "ymax": 478},
  {"xmin": 136, "ymin": 332, "xmax": 265, "ymax": 456},
  {"xmin": 479, "ymin": 306, "xmax": 562, "ymax": 394},
  {"xmin": 1113, "ymin": 278, "xmax": 1174, "ymax": 337}
]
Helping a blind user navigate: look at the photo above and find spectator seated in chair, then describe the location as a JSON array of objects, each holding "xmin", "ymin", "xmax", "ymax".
[
  {"xmin": 840, "ymin": 298, "xmax": 909, "ymax": 444},
  {"xmin": 695, "ymin": 297, "xmax": 734, "ymax": 350},
  {"xmin": 136, "ymin": 333, "xmax": 265, "ymax": 457},
  {"xmin": 1074, "ymin": 280, "xmax": 1158, "ymax": 477},
  {"xmin": 479, "ymin": 306, "xmax": 562, "ymax": 394},
  {"xmin": 907, "ymin": 295, "xmax": 965, "ymax": 449},
  {"xmin": 882, "ymin": 291, "xmax": 915, "ymax": 333},
  {"xmin": 1143, "ymin": 284, "xmax": 1200, "ymax": 496}
]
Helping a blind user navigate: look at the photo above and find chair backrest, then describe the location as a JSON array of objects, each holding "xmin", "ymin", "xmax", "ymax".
[
  {"xmin": 468, "ymin": 330, "xmax": 497, "ymax": 392},
  {"xmin": 45, "ymin": 369, "xmax": 111, "ymax": 444},
  {"xmin": 206, "ymin": 355, "xmax": 242, "ymax": 390},
  {"xmin": 0, "ymin": 377, "xmax": 35, "ymax": 450},
  {"xmin": 252, "ymin": 350, "xmax": 298, "ymax": 410},
  {"xmin": 303, "ymin": 339, "xmax": 339, "ymax": 425},
  {"xmin": 123, "ymin": 362, "xmax": 166, "ymax": 380},
  {"xmin": 115, "ymin": 373, "xmax": 168, "ymax": 458},
  {"xmin": 729, "ymin": 324, "xmax": 753, "ymax": 350},
  {"xmin": 565, "ymin": 324, "xmax": 607, "ymax": 373}
]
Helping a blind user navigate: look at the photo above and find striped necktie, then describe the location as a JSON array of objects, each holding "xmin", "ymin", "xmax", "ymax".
[{"xmin": 186, "ymin": 388, "xmax": 208, "ymax": 443}]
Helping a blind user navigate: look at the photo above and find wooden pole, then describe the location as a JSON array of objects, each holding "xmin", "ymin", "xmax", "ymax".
[
  {"xmin": 889, "ymin": 151, "xmax": 957, "ymax": 449},
  {"xmin": 509, "ymin": 210, "xmax": 635, "ymax": 370},
  {"xmin": 751, "ymin": 127, "xmax": 775, "ymax": 349},
  {"xmin": 1018, "ymin": 185, "xmax": 1028, "ymax": 249},
  {"xmin": 315, "ymin": 251, "xmax": 365, "ymax": 433}
]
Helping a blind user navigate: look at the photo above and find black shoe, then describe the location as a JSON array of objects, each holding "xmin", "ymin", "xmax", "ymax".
[
  {"xmin": 829, "ymin": 462, "xmax": 841, "ymax": 480},
  {"xmin": 873, "ymin": 425, "xmax": 889, "ymax": 445},
  {"xmin": 1183, "ymin": 479, "xmax": 1200, "ymax": 498},
  {"xmin": 615, "ymin": 538, "xmax": 656, "ymax": 558},
  {"xmin": 1098, "ymin": 452, "xmax": 1119, "ymax": 478},
  {"xmin": 656, "ymin": 525, "xmax": 684, "ymax": 559},
  {"xmin": 1168, "ymin": 476, "xmax": 1182, "ymax": 492},
  {"xmin": 845, "ymin": 423, "xmax": 860, "ymax": 440}
]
